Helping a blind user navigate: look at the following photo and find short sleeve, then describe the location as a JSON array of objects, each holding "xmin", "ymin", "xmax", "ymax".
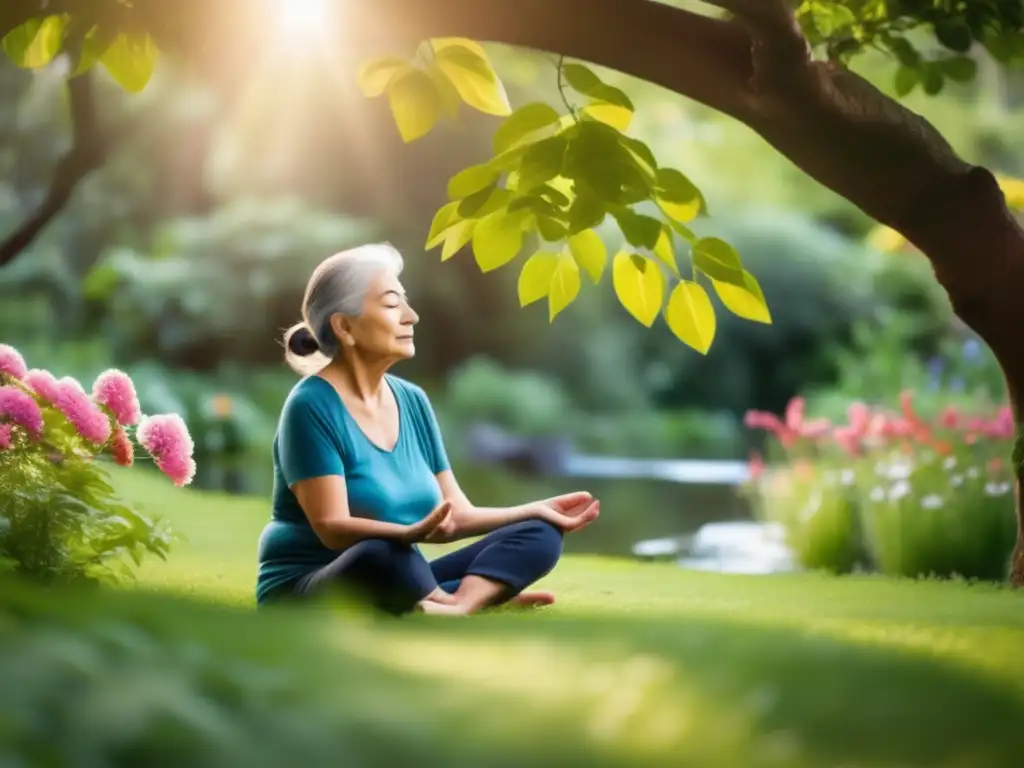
[
  {"xmin": 411, "ymin": 385, "xmax": 450, "ymax": 474},
  {"xmin": 278, "ymin": 392, "xmax": 344, "ymax": 485}
]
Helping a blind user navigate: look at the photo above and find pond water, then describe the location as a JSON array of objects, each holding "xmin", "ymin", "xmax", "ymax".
[{"xmin": 193, "ymin": 455, "xmax": 754, "ymax": 559}]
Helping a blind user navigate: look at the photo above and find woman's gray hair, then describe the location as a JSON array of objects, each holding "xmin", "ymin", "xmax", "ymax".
[{"xmin": 283, "ymin": 242, "xmax": 405, "ymax": 376}]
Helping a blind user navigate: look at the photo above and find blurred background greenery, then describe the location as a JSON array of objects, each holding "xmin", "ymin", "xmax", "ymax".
[{"xmin": 0, "ymin": 37, "xmax": 1018, "ymax": 559}]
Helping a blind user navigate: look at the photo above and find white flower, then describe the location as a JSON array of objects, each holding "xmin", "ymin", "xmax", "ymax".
[
  {"xmin": 985, "ymin": 482, "xmax": 1012, "ymax": 497},
  {"xmin": 921, "ymin": 494, "xmax": 944, "ymax": 509},
  {"xmin": 943, "ymin": 457, "xmax": 957, "ymax": 471},
  {"xmin": 841, "ymin": 469, "xmax": 855, "ymax": 486},
  {"xmin": 967, "ymin": 467, "xmax": 980, "ymax": 479},
  {"xmin": 869, "ymin": 486, "xmax": 885, "ymax": 503},
  {"xmin": 950, "ymin": 474, "xmax": 964, "ymax": 487},
  {"xmin": 889, "ymin": 462, "xmax": 913, "ymax": 480},
  {"xmin": 889, "ymin": 481, "xmax": 911, "ymax": 502}
]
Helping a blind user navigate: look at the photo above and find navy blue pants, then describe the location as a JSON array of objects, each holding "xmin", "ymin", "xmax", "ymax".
[{"xmin": 293, "ymin": 519, "xmax": 563, "ymax": 615}]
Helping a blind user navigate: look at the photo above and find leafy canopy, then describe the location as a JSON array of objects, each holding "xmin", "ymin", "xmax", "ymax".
[{"xmin": 3, "ymin": 0, "xmax": 1024, "ymax": 353}]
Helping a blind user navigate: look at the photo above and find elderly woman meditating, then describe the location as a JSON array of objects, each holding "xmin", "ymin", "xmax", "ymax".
[{"xmin": 256, "ymin": 243, "xmax": 600, "ymax": 615}]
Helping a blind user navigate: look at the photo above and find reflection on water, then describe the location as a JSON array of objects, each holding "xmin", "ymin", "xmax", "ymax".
[{"xmin": 193, "ymin": 454, "xmax": 753, "ymax": 558}]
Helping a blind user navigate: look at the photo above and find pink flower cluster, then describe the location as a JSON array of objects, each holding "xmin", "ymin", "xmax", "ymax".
[
  {"xmin": 0, "ymin": 345, "xmax": 195, "ymax": 487},
  {"xmin": 745, "ymin": 390, "xmax": 1015, "ymax": 465},
  {"xmin": 0, "ymin": 386, "xmax": 44, "ymax": 438},
  {"xmin": 92, "ymin": 369, "xmax": 142, "ymax": 426},
  {"xmin": 26, "ymin": 370, "xmax": 112, "ymax": 445},
  {"xmin": 137, "ymin": 414, "xmax": 196, "ymax": 487},
  {"xmin": 0, "ymin": 344, "xmax": 27, "ymax": 380}
]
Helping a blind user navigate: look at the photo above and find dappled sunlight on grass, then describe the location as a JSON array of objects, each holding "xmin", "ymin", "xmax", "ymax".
[
  {"xmin": 94, "ymin": 468, "xmax": 1024, "ymax": 766},
  {"xmin": 335, "ymin": 626, "xmax": 717, "ymax": 758}
]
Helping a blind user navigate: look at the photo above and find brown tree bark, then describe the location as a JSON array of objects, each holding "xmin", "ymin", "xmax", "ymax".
[{"xmin": 5, "ymin": 0, "xmax": 1024, "ymax": 578}]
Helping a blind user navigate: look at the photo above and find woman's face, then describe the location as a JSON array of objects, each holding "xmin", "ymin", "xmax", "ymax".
[{"xmin": 334, "ymin": 268, "xmax": 419, "ymax": 361}]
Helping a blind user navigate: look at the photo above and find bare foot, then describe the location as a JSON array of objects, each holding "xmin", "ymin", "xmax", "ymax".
[
  {"xmin": 508, "ymin": 591, "xmax": 556, "ymax": 609},
  {"xmin": 415, "ymin": 598, "xmax": 468, "ymax": 616}
]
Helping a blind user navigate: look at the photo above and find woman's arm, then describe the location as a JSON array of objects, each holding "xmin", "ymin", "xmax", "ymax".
[
  {"xmin": 433, "ymin": 470, "xmax": 534, "ymax": 539},
  {"xmin": 293, "ymin": 475, "xmax": 451, "ymax": 549},
  {"xmin": 432, "ymin": 470, "xmax": 596, "ymax": 541}
]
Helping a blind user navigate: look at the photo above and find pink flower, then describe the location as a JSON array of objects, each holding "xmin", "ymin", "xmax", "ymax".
[
  {"xmin": 0, "ymin": 423, "xmax": 13, "ymax": 451},
  {"xmin": 24, "ymin": 369, "xmax": 62, "ymax": 403},
  {"xmin": 0, "ymin": 344, "xmax": 27, "ymax": 380},
  {"xmin": 799, "ymin": 418, "xmax": 832, "ymax": 439},
  {"xmin": 0, "ymin": 386, "xmax": 43, "ymax": 436},
  {"xmin": 92, "ymin": 369, "xmax": 142, "ymax": 426},
  {"xmin": 137, "ymin": 413, "xmax": 196, "ymax": 487},
  {"xmin": 938, "ymin": 406, "xmax": 960, "ymax": 430},
  {"xmin": 847, "ymin": 402, "xmax": 870, "ymax": 436},
  {"xmin": 748, "ymin": 451, "xmax": 765, "ymax": 481},
  {"xmin": 110, "ymin": 425, "xmax": 134, "ymax": 467},
  {"xmin": 785, "ymin": 397, "xmax": 806, "ymax": 432},
  {"xmin": 58, "ymin": 378, "xmax": 113, "ymax": 445},
  {"xmin": 833, "ymin": 425, "xmax": 862, "ymax": 456}
]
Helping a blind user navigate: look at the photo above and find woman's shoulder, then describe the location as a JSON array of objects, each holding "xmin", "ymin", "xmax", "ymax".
[
  {"xmin": 386, "ymin": 374, "xmax": 429, "ymax": 402},
  {"xmin": 281, "ymin": 376, "xmax": 337, "ymax": 417}
]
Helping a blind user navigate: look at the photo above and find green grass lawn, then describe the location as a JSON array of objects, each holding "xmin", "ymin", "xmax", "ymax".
[{"xmin": 7, "ymin": 469, "xmax": 1024, "ymax": 767}]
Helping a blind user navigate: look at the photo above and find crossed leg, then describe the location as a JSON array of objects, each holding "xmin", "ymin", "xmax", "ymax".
[
  {"xmin": 292, "ymin": 519, "xmax": 564, "ymax": 616},
  {"xmin": 424, "ymin": 519, "xmax": 563, "ymax": 614}
]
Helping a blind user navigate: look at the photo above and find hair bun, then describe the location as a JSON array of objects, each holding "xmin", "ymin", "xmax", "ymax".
[{"xmin": 287, "ymin": 325, "xmax": 321, "ymax": 357}]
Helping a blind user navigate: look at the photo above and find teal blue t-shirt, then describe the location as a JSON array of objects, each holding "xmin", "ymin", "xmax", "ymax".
[{"xmin": 256, "ymin": 374, "xmax": 450, "ymax": 604}]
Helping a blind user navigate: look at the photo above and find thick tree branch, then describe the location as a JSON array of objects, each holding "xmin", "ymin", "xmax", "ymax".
[{"xmin": 0, "ymin": 73, "xmax": 111, "ymax": 269}]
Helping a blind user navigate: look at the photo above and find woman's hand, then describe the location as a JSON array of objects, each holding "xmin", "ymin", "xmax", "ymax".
[
  {"xmin": 402, "ymin": 500, "xmax": 454, "ymax": 544},
  {"xmin": 531, "ymin": 491, "xmax": 600, "ymax": 533}
]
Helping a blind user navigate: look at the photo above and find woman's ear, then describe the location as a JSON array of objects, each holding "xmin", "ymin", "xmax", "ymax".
[{"xmin": 329, "ymin": 313, "xmax": 356, "ymax": 347}]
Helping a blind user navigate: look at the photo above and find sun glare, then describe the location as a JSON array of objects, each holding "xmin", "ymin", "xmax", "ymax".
[{"xmin": 276, "ymin": 0, "xmax": 332, "ymax": 39}]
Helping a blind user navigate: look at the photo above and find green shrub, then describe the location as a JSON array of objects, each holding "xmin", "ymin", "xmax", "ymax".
[
  {"xmin": 748, "ymin": 464, "xmax": 865, "ymax": 574},
  {"xmin": 745, "ymin": 393, "xmax": 1017, "ymax": 580}
]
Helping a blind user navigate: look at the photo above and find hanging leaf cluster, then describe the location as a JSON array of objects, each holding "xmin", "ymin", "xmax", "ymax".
[
  {"xmin": 2, "ymin": 12, "xmax": 158, "ymax": 92},
  {"xmin": 358, "ymin": 43, "xmax": 772, "ymax": 355}
]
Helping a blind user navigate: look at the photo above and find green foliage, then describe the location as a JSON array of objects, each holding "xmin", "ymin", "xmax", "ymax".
[
  {"xmin": 89, "ymin": 198, "xmax": 378, "ymax": 368},
  {"xmin": 795, "ymin": 0, "xmax": 1024, "ymax": 96},
  {"xmin": 1, "ymin": 14, "xmax": 158, "ymax": 92},
  {"xmin": 359, "ymin": 48, "xmax": 771, "ymax": 355}
]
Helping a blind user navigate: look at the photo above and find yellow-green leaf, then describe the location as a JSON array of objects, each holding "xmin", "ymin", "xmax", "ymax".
[
  {"xmin": 549, "ymin": 253, "xmax": 581, "ymax": 321},
  {"xmin": 712, "ymin": 270, "xmax": 772, "ymax": 324},
  {"xmin": 426, "ymin": 202, "xmax": 462, "ymax": 249},
  {"xmin": 692, "ymin": 237, "xmax": 744, "ymax": 285},
  {"xmin": 582, "ymin": 102, "xmax": 632, "ymax": 131},
  {"xmin": 386, "ymin": 68, "xmax": 441, "ymax": 142},
  {"xmin": 655, "ymin": 168, "xmax": 704, "ymax": 223},
  {"xmin": 612, "ymin": 251, "xmax": 663, "ymax": 327},
  {"xmin": 427, "ymin": 62, "xmax": 463, "ymax": 118},
  {"xmin": 612, "ymin": 208, "xmax": 661, "ymax": 250},
  {"xmin": 653, "ymin": 225, "xmax": 679, "ymax": 276},
  {"xmin": 448, "ymin": 164, "xmax": 499, "ymax": 200},
  {"xmin": 518, "ymin": 136, "xmax": 567, "ymax": 192},
  {"xmin": 357, "ymin": 56, "xmax": 414, "ymax": 97},
  {"xmin": 71, "ymin": 25, "xmax": 118, "ymax": 77},
  {"xmin": 434, "ymin": 43, "xmax": 511, "ymax": 117},
  {"xmin": 100, "ymin": 33, "xmax": 158, "ymax": 93},
  {"xmin": 472, "ymin": 209, "xmax": 528, "ymax": 272},
  {"xmin": 431, "ymin": 37, "xmax": 488, "ymax": 58},
  {"xmin": 2, "ymin": 16, "xmax": 66, "ymax": 68},
  {"xmin": 493, "ymin": 102, "xmax": 562, "ymax": 154},
  {"xmin": 665, "ymin": 281, "xmax": 716, "ymax": 354},
  {"xmin": 518, "ymin": 251, "xmax": 559, "ymax": 307},
  {"xmin": 668, "ymin": 219, "xmax": 697, "ymax": 244},
  {"xmin": 442, "ymin": 220, "xmax": 476, "ymax": 261},
  {"xmin": 567, "ymin": 230, "xmax": 606, "ymax": 284}
]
